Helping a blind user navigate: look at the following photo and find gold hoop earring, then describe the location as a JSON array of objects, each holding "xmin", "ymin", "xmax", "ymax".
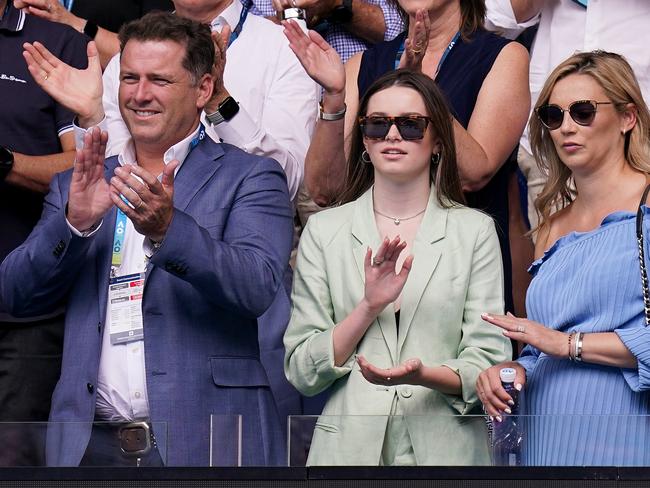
[{"xmin": 361, "ymin": 150, "xmax": 372, "ymax": 164}]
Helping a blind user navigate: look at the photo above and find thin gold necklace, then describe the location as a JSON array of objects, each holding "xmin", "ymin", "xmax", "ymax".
[{"xmin": 374, "ymin": 208, "xmax": 426, "ymax": 226}]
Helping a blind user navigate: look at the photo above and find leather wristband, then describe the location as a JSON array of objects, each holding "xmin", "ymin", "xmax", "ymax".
[{"xmin": 83, "ymin": 20, "xmax": 99, "ymax": 40}]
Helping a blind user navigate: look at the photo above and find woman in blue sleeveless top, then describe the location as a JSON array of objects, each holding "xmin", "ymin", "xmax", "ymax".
[
  {"xmin": 478, "ymin": 51, "xmax": 650, "ymax": 466},
  {"xmin": 282, "ymin": 0, "xmax": 529, "ymax": 312}
]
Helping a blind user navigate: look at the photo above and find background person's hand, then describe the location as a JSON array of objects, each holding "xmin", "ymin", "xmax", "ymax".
[
  {"xmin": 14, "ymin": 0, "xmax": 84, "ymax": 31},
  {"xmin": 23, "ymin": 41, "xmax": 104, "ymax": 127},
  {"xmin": 282, "ymin": 19, "xmax": 345, "ymax": 96},
  {"xmin": 205, "ymin": 26, "xmax": 232, "ymax": 114},
  {"xmin": 67, "ymin": 127, "xmax": 112, "ymax": 231},
  {"xmin": 398, "ymin": 9, "xmax": 430, "ymax": 72}
]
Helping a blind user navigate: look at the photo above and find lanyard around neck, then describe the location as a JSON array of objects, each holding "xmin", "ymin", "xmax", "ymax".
[
  {"xmin": 226, "ymin": 1, "xmax": 251, "ymax": 47},
  {"xmin": 394, "ymin": 30, "xmax": 461, "ymax": 76},
  {"xmin": 111, "ymin": 123, "xmax": 206, "ymax": 270}
]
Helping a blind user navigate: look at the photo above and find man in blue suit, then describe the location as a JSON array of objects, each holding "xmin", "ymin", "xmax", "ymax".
[{"xmin": 0, "ymin": 12, "xmax": 293, "ymax": 466}]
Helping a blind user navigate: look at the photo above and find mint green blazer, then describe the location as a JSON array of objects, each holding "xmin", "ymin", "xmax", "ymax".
[{"xmin": 284, "ymin": 188, "xmax": 511, "ymax": 465}]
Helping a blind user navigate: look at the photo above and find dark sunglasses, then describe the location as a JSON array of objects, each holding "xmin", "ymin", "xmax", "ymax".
[
  {"xmin": 359, "ymin": 115, "xmax": 431, "ymax": 140},
  {"xmin": 535, "ymin": 100, "xmax": 613, "ymax": 130}
]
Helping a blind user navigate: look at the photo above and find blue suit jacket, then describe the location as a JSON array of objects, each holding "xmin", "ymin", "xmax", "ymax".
[{"xmin": 0, "ymin": 137, "xmax": 295, "ymax": 466}]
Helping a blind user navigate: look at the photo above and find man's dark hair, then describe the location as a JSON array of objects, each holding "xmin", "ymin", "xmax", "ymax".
[{"xmin": 118, "ymin": 11, "xmax": 214, "ymax": 85}]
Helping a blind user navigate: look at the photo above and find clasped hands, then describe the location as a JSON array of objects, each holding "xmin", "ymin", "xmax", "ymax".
[{"xmin": 67, "ymin": 127, "xmax": 177, "ymax": 243}]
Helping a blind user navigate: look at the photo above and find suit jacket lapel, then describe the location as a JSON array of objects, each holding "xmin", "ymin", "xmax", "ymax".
[
  {"xmin": 351, "ymin": 188, "xmax": 398, "ymax": 364},
  {"xmin": 144, "ymin": 139, "xmax": 224, "ymax": 284},
  {"xmin": 397, "ymin": 191, "xmax": 447, "ymax": 356},
  {"xmin": 172, "ymin": 139, "xmax": 224, "ymax": 212}
]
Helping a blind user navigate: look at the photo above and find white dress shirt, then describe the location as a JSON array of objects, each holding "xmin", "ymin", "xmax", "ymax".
[
  {"xmin": 486, "ymin": 0, "xmax": 650, "ymax": 153},
  {"xmin": 69, "ymin": 125, "xmax": 199, "ymax": 422},
  {"xmin": 101, "ymin": 1, "xmax": 319, "ymax": 200}
]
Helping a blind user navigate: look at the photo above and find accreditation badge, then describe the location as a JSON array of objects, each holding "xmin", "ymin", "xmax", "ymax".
[{"xmin": 108, "ymin": 272, "xmax": 145, "ymax": 344}]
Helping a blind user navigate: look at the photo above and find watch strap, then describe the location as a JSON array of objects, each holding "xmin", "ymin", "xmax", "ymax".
[{"xmin": 206, "ymin": 96, "xmax": 240, "ymax": 125}]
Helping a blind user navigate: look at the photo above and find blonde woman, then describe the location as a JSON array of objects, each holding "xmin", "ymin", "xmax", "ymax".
[{"xmin": 478, "ymin": 51, "xmax": 650, "ymax": 466}]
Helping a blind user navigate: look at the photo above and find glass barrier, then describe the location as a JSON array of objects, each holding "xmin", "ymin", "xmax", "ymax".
[
  {"xmin": 288, "ymin": 414, "xmax": 650, "ymax": 467},
  {"xmin": 0, "ymin": 421, "xmax": 167, "ymax": 467},
  {"xmin": 209, "ymin": 414, "xmax": 242, "ymax": 467}
]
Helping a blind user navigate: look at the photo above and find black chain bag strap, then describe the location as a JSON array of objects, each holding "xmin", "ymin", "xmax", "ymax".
[{"xmin": 636, "ymin": 183, "xmax": 650, "ymax": 326}]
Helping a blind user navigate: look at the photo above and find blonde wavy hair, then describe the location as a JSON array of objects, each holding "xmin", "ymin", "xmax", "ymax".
[{"xmin": 530, "ymin": 50, "xmax": 650, "ymax": 230}]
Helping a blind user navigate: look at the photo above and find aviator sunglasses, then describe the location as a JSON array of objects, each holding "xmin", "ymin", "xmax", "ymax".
[
  {"xmin": 359, "ymin": 115, "xmax": 431, "ymax": 140},
  {"xmin": 535, "ymin": 100, "xmax": 613, "ymax": 130}
]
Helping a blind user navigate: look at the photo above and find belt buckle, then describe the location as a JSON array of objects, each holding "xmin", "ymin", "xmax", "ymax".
[{"xmin": 118, "ymin": 421, "xmax": 152, "ymax": 457}]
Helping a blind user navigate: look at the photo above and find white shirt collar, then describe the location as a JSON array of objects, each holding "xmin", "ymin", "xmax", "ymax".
[
  {"xmin": 210, "ymin": 0, "xmax": 242, "ymax": 32},
  {"xmin": 117, "ymin": 124, "xmax": 202, "ymax": 176}
]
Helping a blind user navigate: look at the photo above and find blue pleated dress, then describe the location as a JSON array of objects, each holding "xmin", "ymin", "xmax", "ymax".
[{"xmin": 518, "ymin": 208, "xmax": 650, "ymax": 466}]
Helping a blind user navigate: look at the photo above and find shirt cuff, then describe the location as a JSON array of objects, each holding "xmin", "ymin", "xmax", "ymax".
[
  {"xmin": 73, "ymin": 116, "xmax": 109, "ymax": 150},
  {"xmin": 66, "ymin": 216, "xmax": 103, "ymax": 237},
  {"xmin": 203, "ymin": 106, "xmax": 260, "ymax": 150}
]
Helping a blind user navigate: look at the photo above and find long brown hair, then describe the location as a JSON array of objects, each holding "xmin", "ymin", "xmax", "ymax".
[
  {"xmin": 391, "ymin": 0, "xmax": 485, "ymax": 40},
  {"xmin": 530, "ymin": 51, "xmax": 650, "ymax": 229},
  {"xmin": 336, "ymin": 69, "xmax": 465, "ymax": 207}
]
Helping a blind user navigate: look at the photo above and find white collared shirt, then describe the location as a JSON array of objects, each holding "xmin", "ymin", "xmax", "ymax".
[
  {"xmin": 70, "ymin": 125, "xmax": 199, "ymax": 422},
  {"xmin": 485, "ymin": 0, "xmax": 650, "ymax": 153},
  {"xmin": 100, "ymin": 1, "xmax": 319, "ymax": 200}
]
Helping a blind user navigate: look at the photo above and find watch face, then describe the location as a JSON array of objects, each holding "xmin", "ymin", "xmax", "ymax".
[{"xmin": 331, "ymin": 5, "xmax": 352, "ymax": 23}]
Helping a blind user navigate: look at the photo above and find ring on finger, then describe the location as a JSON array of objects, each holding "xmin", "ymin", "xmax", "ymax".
[
  {"xmin": 516, "ymin": 325, "xmax": 526, "ymax": 333},
  {"xmin": 43, "ymin": 72, "xmax": 49, "ymax": 81},
  {"xmin": 46, "ymin": 3, "xmax": 52, "ymax": 11},
  {"xmin": 386, "ymin": 376, "xmax": 391, "ymax": 382},
  {"xmin": 136, "ymin": 199, "xmax": 145, "ymax": 210},
  {"xmin": 372, "ymin": 257, "xmax": 384, "ymax": 266},
  {"xmin": 291, "ymin": 0, "xmax": 297, "ymax": 7}
]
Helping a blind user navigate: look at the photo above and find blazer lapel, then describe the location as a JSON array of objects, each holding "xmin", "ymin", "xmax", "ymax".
[
  {"xmin": 351, "ymin": 188, "xmax": 398, "ymax": 364},
  {"xmin": 172, "ymin": 139, "xmax": 224, "ymax": 212},
  {"xmin": 144, "ymin": 139, "xmax": 224, "ymax": 284},
  {"xmin": 397, "ymin": 191, "xmax": 448, "ymax": 356}
]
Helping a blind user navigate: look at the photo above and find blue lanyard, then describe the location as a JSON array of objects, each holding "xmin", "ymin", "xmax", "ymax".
[
  {"xmin": 227, "ymin": 1, "xmax": 251, "ymax": 47},
  {"xmin": 111, "ymin": 124, "xmax": 205, "ymax": 269},
  {"xmin": 59, "ymin": 0, "xmax": 74, "ymax": 11},
  {"xmin": 571, "ymin": 0, "xmax": 588, "ymax": 7},
  {"xmin": 394, "ymin": 31, "xmax": 461, "ymax": 76}
]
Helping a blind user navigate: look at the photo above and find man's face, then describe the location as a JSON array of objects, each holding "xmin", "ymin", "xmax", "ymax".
[{"xmin": 118, "ymin": 39, "xmax": 211, "ymax": 157}]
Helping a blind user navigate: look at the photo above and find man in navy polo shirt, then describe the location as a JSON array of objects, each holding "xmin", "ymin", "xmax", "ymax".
[{"xmin": 0, "ymin": 0, "xmax": 87, "ymax": 466}]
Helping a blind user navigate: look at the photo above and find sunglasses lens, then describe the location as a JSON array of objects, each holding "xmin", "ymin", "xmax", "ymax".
[
  {"xmin": 569, "ymin": 102, "xmax": 597, "ymax": 125},
  {"xmin": 537, "ymin": 105, "xmax": 564, "ymax": 130},
  {"xmin": 396, "ymin": 117, "xmax": 428, "ymax": 140},
  {"xmin": 361, "ymin": 117, "xmax": 390, "ymax": 139}
]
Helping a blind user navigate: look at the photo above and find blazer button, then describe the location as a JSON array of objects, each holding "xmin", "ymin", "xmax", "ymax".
[
  {"xmin": 87, "ymin": 383, "xmax": 95, "ymax": 394},
  {"xmin": 400, "ymin": 387, "xmax": 412, "ymax": 398}
]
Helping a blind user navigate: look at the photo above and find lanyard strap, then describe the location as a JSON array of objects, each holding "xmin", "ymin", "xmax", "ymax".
[
  {"xmin": 227, "ymin": 1, "xmax": 251, "ymax": 47},
  {"xmin": 110, "ymin": 124, "xmax": 205, "ymax": 269},
  {"xmin": 59, "ymin": 0, "xmax": 74, "ymax": 11},
  {"xmin": 394, "ymin": 31, "xmax": 461, "ymax": 76}
]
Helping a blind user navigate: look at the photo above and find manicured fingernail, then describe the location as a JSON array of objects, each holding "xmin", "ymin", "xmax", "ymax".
[
  {"xmin": 504, "ymin": 408, "xmax": 511, "ymax": 414},
  {"xmin": 515, "ymin": 383, "xmax": 523, "ymax": 391},
  {"xmin": 508, "ymin": 399, "xmax": 515, "ymax": 406},
  {"xmin": 495, "ymin": 415, "xmax": 502, "ymax": 423},
  {"xmin": 481, "ymin": 312, "xmax": 492, "ymax": 319}
]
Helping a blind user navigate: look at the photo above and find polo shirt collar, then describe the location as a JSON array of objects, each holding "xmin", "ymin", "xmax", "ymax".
[{"xmin": 0, "ymin": 2, "xmax": 26, "ymax": 32}]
